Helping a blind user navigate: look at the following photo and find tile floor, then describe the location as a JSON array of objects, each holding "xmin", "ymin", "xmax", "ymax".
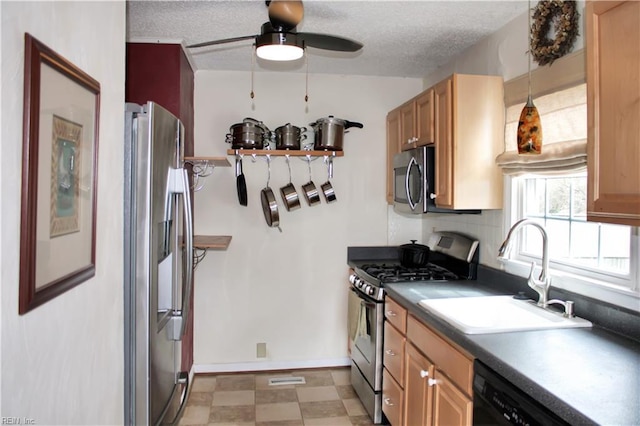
[{"xmin": 179, "ymin": 367, "xmax": 375, "ymax": 426}]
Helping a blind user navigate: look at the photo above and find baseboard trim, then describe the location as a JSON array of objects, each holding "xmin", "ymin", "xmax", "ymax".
[{"xmin": 193, "ymin": 357, "xmax": 351, "ymax": 374}]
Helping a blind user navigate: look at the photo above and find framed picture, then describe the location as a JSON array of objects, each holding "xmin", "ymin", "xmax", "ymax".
[{"xmin": 19, "ymin": 33, "xmax": 100, "ymax": 314}]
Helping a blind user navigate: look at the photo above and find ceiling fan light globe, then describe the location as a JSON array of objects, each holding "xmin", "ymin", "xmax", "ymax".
[{"xmin": 256, "ymin": 43, "xmax": 304, "ymax": 61}]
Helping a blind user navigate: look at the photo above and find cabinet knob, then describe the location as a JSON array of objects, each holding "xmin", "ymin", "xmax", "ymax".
[
  {"xmin": 386, "ymin": 310, "xmax": 397, "ymax": 317},
  {"xmin": 383, "ymin": 398, "xmax": 395, "ymax": 406},
  {"xmin": 420, "ymin": 370, "xmax": 429, "ymax": 378},
  {"xmin": 385, "ymin": 350, "xmax": 396, "ymax": 356},
  {"xmin": 428, "ymin": 378, "xmax": 439, "ymax": 387},
  {"xmin": 429, "ymin": 193, "xmax": 437, "ymax": 200}
]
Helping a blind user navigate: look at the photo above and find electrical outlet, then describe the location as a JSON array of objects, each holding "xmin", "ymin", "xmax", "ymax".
[{"xmin": 256, "ymin": 342, "xmax": 267, "ymax": 358}]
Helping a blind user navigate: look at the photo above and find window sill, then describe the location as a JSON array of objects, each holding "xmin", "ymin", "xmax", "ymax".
[{"xmin": 501, "ymin": 259, "xmax": 640, "ymax": 313}]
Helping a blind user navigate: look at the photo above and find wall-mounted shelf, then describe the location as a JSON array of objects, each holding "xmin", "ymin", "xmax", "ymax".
[
  {"xmin": 185, "ymin": 156, "xmax": 232, "ymax": 167},
  {"xmin": 192, "ymin": 235, "xmax": 232, "ymax": 269},
  {"xmin": 226, "ymin": 149, "xmax": 343, "ymax": 157},
  {"xmin": 194, "ymin": 235, "xmax": 232, "ymax": 249}
]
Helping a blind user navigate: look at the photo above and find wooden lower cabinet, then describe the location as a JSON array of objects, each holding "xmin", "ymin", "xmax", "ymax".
[
  {"xmin": 383, "ymin": 368, "xmax": 404, "ymax": 426},
  {"xmin": 383, "ymin": 297, "xmax": 474, "ymax": 426},
  {"xmin": 432, "ymin": 370, "xmax": 473, "ymax": 426},
  {"xmin": 404, "ymin": 343, "xmax": 434, "ymax": 426}
]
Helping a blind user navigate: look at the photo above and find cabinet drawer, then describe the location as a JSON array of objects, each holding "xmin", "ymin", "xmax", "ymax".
[
  {"xmin": 383, "ymin": 322, "xmax": 406, "ymax": 386},
  {"xmin": 407, "ymin": 315, "xmax": 473, "ymax": 395},
  {"xmin": 382, "ymin": 368, "xmax": 404, "ymax": 426},
  {"xmin": 385, "ymin": 297, "xmax": 407, "ymax": 333}
]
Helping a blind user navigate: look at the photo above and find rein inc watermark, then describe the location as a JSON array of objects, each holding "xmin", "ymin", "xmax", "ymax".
[{"xmin": 1, "ymin": 418, "xmax": 35, "ymax": 425}]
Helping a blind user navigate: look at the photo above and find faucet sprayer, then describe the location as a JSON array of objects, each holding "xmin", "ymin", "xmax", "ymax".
[{"xmin": 498, "ymin": 218, "xmax": 551, "ymax": 307}]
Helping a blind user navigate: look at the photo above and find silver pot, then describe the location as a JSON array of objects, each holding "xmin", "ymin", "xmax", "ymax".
[
  {"xmin": 274, "ymin": 123, "xmax": 307, "ymax": 150},
  {"xmin": 309, "ymin": 115, "xmax": 363, "ymax": 151},
  {"xmin": 226, "ymin": 118, "xmax": 270, "ymax": 149}
]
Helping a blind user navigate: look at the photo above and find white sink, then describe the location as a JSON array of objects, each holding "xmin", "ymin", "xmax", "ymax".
[{"xmin": 418, "ymin": 295, "xmax": 592, "ymax": 334}]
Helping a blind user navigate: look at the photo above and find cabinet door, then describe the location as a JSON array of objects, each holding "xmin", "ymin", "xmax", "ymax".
[
  {"xmin": 382, "ymin": 368, "xmax": 404, "ymax": 426},
  {"xmin": 384, "ymin": 322, "xmax": 406, "ymax": 386},
  {"xmin": 415, "ymin": 89, "xmax": 435, "ymax": 146},
  {"xmin": 586, "ymin": 0, "xmax": 640, "ymax": 226},
  {"xmin": 434, "ymin": 78, "xmax": 454, "ymax": 208},
  {"xmin": 387, "ymin": 109, "xmax": 402, "ymax": 204},
  {"xmin": 432, "ymin": 370, "xmax": 472, "ymax": 426},
  {"xmin": 404, "ymin": 343, "xmax": 434, "ymax": 426},
  {"xmin": 400, "ymin": 101, "xmax": 417, "ymax": 150}
]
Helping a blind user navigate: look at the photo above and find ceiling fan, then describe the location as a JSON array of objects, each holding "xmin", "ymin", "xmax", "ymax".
[{"xmin": 187, "ymin": 0, "xmax": 363, "ymax": 61}]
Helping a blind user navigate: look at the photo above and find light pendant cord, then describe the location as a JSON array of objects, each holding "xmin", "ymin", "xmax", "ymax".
[
  {"xmin": 305, "ymin": 50, "xmax": 309, "ymax": 103},
  {"xmin": 527, "ymin": 0, "xmax": 532, "ymax": 106},
  {"xmin": 250, "ymin": 44, "xmax": 255, "ymax": 99}
]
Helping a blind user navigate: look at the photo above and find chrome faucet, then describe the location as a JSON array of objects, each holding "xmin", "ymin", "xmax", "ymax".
[{"xmin": 498, "ymin": 218, "xmax": 551, "ymax": 307}]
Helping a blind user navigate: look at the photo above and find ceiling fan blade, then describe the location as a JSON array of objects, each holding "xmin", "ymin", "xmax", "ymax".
[
  {"xmin": 187, "ymin": 35, "xmax": 257, "ymax": 49},
  {"xmin": 299, "ymin": 33, "xmax": 363, "ymax": 52},
  {"xmin": 268, "ymin": 0, "xmax": 304, "ymax": 30}
]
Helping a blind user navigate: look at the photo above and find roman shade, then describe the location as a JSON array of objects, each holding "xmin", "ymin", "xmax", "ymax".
[{"xmin": 496, "ymin": 50, "xmax": 587, "ymax": 176}]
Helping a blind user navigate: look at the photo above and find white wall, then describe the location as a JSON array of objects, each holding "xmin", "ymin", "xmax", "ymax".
[
  {"xmin": 421, "ymin": 3, "xmax": 585, "ymax": 269},
  {"xmin": 1, "ymin": 2, "xmax": 125, "ymax": 423},
  {"xmin": 192, "ymin": 71, "xmax": 421, "ymax": 370}
]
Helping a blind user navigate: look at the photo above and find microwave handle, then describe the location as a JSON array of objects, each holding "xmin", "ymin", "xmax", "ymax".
[{"xmin": 405, "ymin": 157, "xmax": 418, "ymax": 210}]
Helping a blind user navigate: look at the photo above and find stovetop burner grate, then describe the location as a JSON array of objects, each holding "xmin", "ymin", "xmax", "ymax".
[{"xmin": 360, "ymin": 263, "xmax": 460, "ymax": 283}]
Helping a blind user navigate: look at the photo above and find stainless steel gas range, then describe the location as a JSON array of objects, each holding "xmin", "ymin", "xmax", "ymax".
[{"xmin": 347, "ymin": 232, "xmax": 479, "ymax": 424}]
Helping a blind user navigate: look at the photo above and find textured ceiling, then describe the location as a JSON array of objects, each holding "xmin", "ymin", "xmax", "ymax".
[{"xmin": 126, "ymin": 0, "xmax": 528, "ymax": 78}]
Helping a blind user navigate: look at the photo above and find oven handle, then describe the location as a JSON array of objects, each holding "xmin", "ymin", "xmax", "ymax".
[{"xmin": 349, "ymin": 286, "xmax": 380, "ymax": 305}]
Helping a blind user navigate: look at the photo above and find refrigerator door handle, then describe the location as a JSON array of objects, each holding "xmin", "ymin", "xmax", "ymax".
[
  {"xmin": 167, "ymin": 167, "xmax": 194, "ymax": 341},
  {"xmin": 159, "ymin": 371, "xmax": 190, "ymax": 426}
]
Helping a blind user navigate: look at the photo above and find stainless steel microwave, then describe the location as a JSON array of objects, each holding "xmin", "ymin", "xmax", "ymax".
[{"xmin": 393, "ymin": 146, "xmax": 479, "ymax": 215}]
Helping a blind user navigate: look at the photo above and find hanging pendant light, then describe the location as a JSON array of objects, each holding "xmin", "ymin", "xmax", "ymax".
[{"xmin": 517, "ymin": 0, "xmax": 543, "ymax": 155}]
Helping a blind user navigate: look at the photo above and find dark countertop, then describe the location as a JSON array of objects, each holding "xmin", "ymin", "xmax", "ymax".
[
  {"xmin": 385, "ymin": 282, "xmax": 640, "ymax": 426},
  {"xmin": 347, "ymin": 247, "xmax": 640, "ymax": 425}
]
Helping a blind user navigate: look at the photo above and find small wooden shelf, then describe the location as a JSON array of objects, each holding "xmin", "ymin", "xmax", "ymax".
[
  {"xmin": 227, "ymin": 149, "xmax": 343, "ymax": 157},
  {"xmin": 194, "ymin": 235, "xmax": 232, "ymax": 250},
  {"xmin": 185, "ymin": 156, "xmax": 231, "ymax": 167}
]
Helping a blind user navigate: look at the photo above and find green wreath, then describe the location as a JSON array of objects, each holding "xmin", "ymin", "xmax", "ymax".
[{"xmin": 530, "ymin": 0, "xmax": 580, "ymax": 66}]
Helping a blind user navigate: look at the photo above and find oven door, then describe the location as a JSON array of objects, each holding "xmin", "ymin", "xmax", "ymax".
[
  {"xmin": 393, "ymin": 148, "xmax": 425, "ymax": 214},
  {"xmin": 348, "ymin": 288, "xmax": 383, "ymax": 391}
]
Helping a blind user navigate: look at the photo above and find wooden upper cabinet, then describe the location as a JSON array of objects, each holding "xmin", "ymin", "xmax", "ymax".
[
  {"xmin": 126, "ymin": 43, "xmax": 195, "ymax": 157},
  {"xmin": 433, "ymin": 74, "xmax": 504, "ymax": 210},
  {"xmin": 399, "ymin": 89, "xmax": 435, "ymax": 151},
  {"xmin": 387, "ymin": 109, "xmax": 402, "ymax": 204},
  {"xmin": 586, "ymin": 0, "xmax": 640, "ymax": 226},
  {"xmin": 434, "ymin": 78, "xmax": 454, "ymax": 208},
  {"xmin": 400, "ymin": 101, "xmax": 416, "ymax": 150},
  {"xmin": 414, "ymin": 89, "xmax": 435, "ymax": 147}
]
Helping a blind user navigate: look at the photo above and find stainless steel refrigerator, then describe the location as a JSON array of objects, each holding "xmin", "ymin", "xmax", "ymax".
[{"xmin": 124, "ymin": 102, "xmax": 193, "ymax": 425}]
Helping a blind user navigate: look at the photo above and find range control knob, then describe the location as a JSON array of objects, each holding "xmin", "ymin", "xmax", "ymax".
[{"xmin": 367, "ymin": 286, "xmax": 375, "ymax": 296}]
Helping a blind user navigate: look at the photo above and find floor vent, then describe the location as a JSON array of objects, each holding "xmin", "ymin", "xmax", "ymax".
[{"xmin": 268, "ymin": 377, "xmax": 306, "ymax": 386}]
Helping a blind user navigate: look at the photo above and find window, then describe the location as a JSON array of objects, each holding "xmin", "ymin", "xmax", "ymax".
[
  {"xmin": 498, "ymin": 52, "xmax": 639, "ymax": 308},
  {"xmin": 515, "ymin": 173, "xmax": 634, "ymax": 288}
]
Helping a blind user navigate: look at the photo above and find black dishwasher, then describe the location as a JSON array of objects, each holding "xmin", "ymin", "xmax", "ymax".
[{"xmin": 473, "ymin": 360, "xmax": 569, "ymax": 426}]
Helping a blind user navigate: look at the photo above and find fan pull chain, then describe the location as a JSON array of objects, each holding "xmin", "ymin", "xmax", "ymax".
[
  {"xmin": 250, "ymin": 44, "xmax": 256, "ymax": 99},
  {"xmin": 304, "ymin": 51, "xmax": 309, "ymax": 103}
]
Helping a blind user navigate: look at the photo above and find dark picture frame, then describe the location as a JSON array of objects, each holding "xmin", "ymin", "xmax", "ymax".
[{"xmin": 19, "ymin": 33, "xmax": 100, "ymax": 314}]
